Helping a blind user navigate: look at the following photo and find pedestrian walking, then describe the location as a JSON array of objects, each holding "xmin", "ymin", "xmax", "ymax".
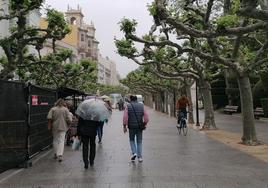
[
  {"xmin": 47, "ymin": 99, "xmax": 72, "ymax": 162},
  {"xmin": 76, "ymin": 98, "xmax": 111, "ymax": 169},
  {"xmin": 65, "ymin": 101, "xmax": 75, "ymax": 146},
  {"xmin": 96, "ymin": 120, "xmax": 104, "ymax": 144},
  {"xmin": 123, "ymin": 95, "xmax": 149, "ymax": 162},
  {"xmin": 77, "ymin": 118, "xmax": 102, "ymax": 168},
  {"xmin": 117, "ymin": 98, "xmax": 124, "ymax": 110},
  {"xmin": 97, "ymin": 98, "xmax": 112, "ymax": 144}
]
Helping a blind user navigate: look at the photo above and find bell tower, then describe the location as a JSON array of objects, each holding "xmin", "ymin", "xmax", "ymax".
[{"xmin": 65, "ymin": 5, "xmax": 84, "ymax": 26}]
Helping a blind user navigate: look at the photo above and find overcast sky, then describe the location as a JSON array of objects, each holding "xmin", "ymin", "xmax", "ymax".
[{"xmin": 44, "ymin": 0, "xmax": 154, "ymax": 78}]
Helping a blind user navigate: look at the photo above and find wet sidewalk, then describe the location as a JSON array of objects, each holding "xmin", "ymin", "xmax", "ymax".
[
  {"xmin": 194, "ymin": 109, "xmax": 268, "ymax": 143},
  {"xmin": 1, "ymin": 108, "xmax": 268, "ymax": 187}
]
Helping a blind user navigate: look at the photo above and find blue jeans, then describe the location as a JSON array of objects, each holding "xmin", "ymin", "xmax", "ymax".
[
  {"xmin": 129, "ymin": 129, "xmax": 143, "ymax": 158},
  {"xmin": 97, "ymin": 122, "xmax": 104, "ymax": 141}
]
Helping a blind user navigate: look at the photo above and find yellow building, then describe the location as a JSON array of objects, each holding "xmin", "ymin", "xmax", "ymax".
[
  {"xmin": 64, "ymin": 6, "xmax": 99, "ymax": 61},
  {"xmin": 39, "ymin": 17, "xmax": 78, "ymax": 63},
  {"xmin": 40, "ymin": 6, "xmax": 99, "ymax": 61}
]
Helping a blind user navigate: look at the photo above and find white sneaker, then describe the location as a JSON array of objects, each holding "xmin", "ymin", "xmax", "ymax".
[
  {"xmin": 131, "ymin": 154, "xmax": 137, "ymax": 161},
  {"xmin": 138, "ymin": 157, "xmax": 143, "ymax": 162}
]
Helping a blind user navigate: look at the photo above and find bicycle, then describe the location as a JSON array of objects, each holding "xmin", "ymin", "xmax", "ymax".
[{"xmin": 176, "ymin": 111, "xmax": 188, "ymax": 136}]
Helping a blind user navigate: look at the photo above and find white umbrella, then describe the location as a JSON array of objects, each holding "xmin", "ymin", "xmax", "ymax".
[
  {"xmin": 100, "ymin": 95, "xmax": 111, "ymax": 101},
  {"xmin": 76, "ymin": 99, "xmax": 111, "ymax": 122}
]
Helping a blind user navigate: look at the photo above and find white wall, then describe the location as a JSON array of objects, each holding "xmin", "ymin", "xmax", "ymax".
[
  {"xmin": 0, "ymin": 0, "xmax": 10, "ymax": 58},
  {"xmin": 97, "ymin": 54, "xmax": 120, "ymax": 86}
]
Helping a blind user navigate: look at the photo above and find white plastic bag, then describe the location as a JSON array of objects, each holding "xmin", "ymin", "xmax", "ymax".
[{"xmin": 72, "ymin": 137, "xmax": 80, "ymax": 150}]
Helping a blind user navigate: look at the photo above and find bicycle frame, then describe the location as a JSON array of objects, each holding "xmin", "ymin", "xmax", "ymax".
[{"xmin": 176, "ymin": 111, "xmax": 188, "ymax": 136}]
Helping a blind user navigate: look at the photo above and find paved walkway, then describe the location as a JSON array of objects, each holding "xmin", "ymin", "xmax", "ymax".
[
  {"xmin": 194, "ymin": 109, "xmax": 268, "ymax": 143},
  {"xmin": 1, "ymin": 108, "xmax": 268, "ymax": 187}
]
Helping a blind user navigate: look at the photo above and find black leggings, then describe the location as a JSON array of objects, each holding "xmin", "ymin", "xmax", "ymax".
[{"xmin": 177, "ymin": 108, "xmax": 187, "ymax": 124}]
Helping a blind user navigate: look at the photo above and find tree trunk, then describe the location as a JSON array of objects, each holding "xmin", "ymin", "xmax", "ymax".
[
  {"xmin": 0, "ymin": 67, "xmax": 15, "ymax": 80},
  {"xmin": 199, "ymin": 79, "xmax": 216, "ymax": 129},
  {"xmin": 185, "ymin": 83, "xmax": 194, "ymax": 124},
  {"xmin": 237, "ymin": 75, "xmax": 258, "ymax": 145},
  {"xmin": 224, "ymin": 69, "xmax": 233, "ymax": 105}
]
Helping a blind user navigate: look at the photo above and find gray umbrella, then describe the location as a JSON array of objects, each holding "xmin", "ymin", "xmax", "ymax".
[{"xmin": 76, "ymin": 98, "xmax": 111, "ymax": 122}]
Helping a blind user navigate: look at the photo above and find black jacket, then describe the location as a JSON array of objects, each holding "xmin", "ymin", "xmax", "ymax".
[
  {"xmin": 127, "ymin": 101, "xmax": 144, "ymax": 129},
  {"xmin": 77, "ymin": 117, "xmax": 101, "ymax": 137}
]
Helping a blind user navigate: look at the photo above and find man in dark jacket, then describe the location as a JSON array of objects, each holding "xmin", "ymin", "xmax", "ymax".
[
  {"xmin": 77, "ymin": 118, "xmax": 102, "ymax": 169},
  {"xmin": 123, "ymin": 95, "xmax": 149, "ymax": 162}
]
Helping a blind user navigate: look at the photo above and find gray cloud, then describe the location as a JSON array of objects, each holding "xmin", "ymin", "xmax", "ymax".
[{"xmin": 44, "ymin": 0, "xmax": 154, "ymax": 78}]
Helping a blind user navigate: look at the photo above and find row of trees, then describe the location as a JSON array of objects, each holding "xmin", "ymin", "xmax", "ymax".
[
  {"xmin": 120, "ymin": 65, "xmax": 195, "ymax": 123},
  {"xmin": 116, "ymin": 0, "xmax": 268, "ymax": 145},
  {"xmin": 0, "ymin": 0, "xmax": 126, "ymax": 95}
]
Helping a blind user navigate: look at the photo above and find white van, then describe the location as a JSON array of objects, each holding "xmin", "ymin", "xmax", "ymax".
[{"xmin": 136, "ymin": 95, "xmax": 143, "ymax": 103}]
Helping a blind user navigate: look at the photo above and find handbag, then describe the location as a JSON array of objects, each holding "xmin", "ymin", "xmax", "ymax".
[
  {"xmin": 130, "ymin": 103, "xmax": 146, "ymax": 130},
  {"xmin": 72, "ymin": 137, "xmax": 81, "ymax": 150}
]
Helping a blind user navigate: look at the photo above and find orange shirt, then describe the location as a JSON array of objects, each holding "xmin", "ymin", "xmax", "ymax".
[{"xmin": 176, "ymin": 96, "xmax": 189, "ymax": 109}]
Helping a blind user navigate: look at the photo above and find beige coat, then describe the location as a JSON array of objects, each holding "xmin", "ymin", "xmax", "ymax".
[{"xmin": 47, "ymin": 106, "xmax": 72, "ymax": 131}]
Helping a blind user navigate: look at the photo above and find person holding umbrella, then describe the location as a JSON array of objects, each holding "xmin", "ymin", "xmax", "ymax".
[{"xmin": 76, "ymin": 98, "xmax": 111, "ymax": 169}]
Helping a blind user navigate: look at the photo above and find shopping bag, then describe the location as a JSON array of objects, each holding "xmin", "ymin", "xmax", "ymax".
[{"xmin": 72, "ymin": 137, "xmax": 80, "ymax": 150}]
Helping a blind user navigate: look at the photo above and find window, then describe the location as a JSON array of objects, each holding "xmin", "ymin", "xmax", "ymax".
[
  {"xmin": 81, "ymin": 34, "xmax": 84, "ymax": 41},
  {"xmin": 70, "ymin": 17, "xmax": 77, "ymax": 25}
]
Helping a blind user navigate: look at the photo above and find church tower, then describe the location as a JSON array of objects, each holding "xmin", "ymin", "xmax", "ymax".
[{"xmin": 65, "ymin": 5, "xmax": 84, "ymax": 26}]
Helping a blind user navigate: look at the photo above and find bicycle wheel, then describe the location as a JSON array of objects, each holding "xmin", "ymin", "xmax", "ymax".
[
  {"xmin": 177, "ymin": 119, "xmax": 181, "ymax": 135},
  {"xmin": 182, "ymin": 120, "xmax": 188, "ymax": 136}
]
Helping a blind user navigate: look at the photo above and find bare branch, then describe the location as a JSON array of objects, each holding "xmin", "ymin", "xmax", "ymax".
[
  {"xmin": 246, "ymin": 58, "xmax": 268, "ymax": 73},
  {"xmin": 238, "ymin": 7, "xmax": 268, "ymax": 22},
  {"xmin": 204, "ymin": 0, "xmax": 214, "ymax": 24},
  {"xmin": 155, "ymin": 0, "xmax": 268, "ymax": 38}
]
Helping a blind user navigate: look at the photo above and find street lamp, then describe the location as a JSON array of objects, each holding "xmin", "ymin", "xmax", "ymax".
[{"xmin": 196, "ymin": 81, "xmax": 200, "ymax": 126}]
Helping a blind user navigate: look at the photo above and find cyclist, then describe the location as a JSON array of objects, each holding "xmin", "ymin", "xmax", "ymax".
[{"xmin": 176, "ymin": 94, "xmax": 189, "ymax": 127}]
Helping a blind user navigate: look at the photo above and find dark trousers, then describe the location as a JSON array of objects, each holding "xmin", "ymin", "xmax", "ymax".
[
  {"xmin": 177, "ymin": 108, "xmax": 187, "ymax": 124},
  {"xmin": 81, "ymin": 135, "xmax": 96, "ymax": 165}
]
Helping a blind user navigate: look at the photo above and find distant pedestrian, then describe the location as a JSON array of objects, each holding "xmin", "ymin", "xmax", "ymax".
[
  {"xmin": 123, "ymin": 95, "xmax": 149, "ymax": 162},
  {"xmin": 65, "ymin": 101, "xmax": 77, "ymax": 146},
  {"xmin": 47, "ymin": 99, "xmax": 72, "ymax": 162},
  {"xmin": 118, "ymin": 98, "xmax": 124, "ymax": 111},
  {"xmin": 97, "ymin": 98, "xmax": 112, "ymax": 144}
]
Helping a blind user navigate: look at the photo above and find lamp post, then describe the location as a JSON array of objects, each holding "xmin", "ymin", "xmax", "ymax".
[{"xmin": 196, "ymin": 81, "xmax": 200, "ymax": 126}]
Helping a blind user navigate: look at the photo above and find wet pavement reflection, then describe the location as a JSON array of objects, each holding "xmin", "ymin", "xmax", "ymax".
[{"xmin": 1, "ymin": 108, "xmax": 268, "ymax": 187}]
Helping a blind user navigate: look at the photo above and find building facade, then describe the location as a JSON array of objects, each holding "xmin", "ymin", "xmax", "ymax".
[
  {"xmin": 98, "ymin": 54, "xmax": 120, "ymax": 86},
  {"xmin": 39, "ymin": 17, "xmax": 79, "ymax": 63},
  {"xmin": 62, "ymin": 6, "xmax": 99, "ymax": 61},
  {"xmin": 1, "ymin": 3, "xmax": 120, "ymax": 86}
]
